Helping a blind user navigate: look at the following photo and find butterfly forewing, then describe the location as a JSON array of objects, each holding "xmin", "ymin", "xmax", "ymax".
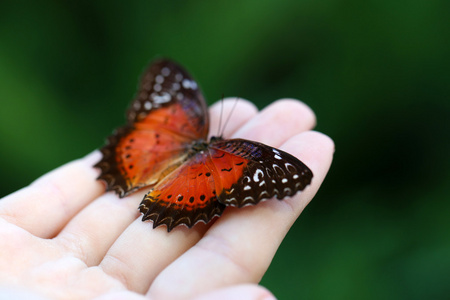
[
  {"xmin": 95, "ymin": 59, "xmax": 209, "ymax": 197},
  {"xmin": 127, "ymin": 59, "xmax": 209, "ymax": 137}
]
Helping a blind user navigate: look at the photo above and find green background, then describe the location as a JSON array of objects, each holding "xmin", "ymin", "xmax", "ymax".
[{"xmin": 1, "ymin": 1, "xmax": 449, "ymax": 299}]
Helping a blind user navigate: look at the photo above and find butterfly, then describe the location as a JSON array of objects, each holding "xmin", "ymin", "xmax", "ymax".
[{"xmin": 94, "ymin": 59, "xmax": 313, "ymax": 232}]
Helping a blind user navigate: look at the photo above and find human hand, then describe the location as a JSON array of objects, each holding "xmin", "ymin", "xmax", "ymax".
[{"xmin": 0, "ymin": 99, "xmax": 334, "ymax": 299}]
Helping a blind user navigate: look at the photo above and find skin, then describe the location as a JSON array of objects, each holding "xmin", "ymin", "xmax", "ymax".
[{"xmin": 0, "ymin": 98, "xmax": 334, "ymax": 300}]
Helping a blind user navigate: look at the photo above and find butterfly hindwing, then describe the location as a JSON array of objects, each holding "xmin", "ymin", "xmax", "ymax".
[
  {"xmin": 209, "ymin": 138, "xmax": 313, "ymax": 207},
  {"xmin": 95, "ymin": 59, "xmax": 209, "ymax": 197},
  {"xmin": 139, "ymin": 149, "xmax": 226, "ymax": 231}
]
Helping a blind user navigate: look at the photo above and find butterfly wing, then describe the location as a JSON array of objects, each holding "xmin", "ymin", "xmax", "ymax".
[
  {"xmin": 139, "ymin": 138, "xmax": 313, "ymax": 231},
  {"xmin": 209, "ymin": 138, "xmax": 313, "ymax": 207},
  {"xmin": 95, "ymin": 59, "xmax": 209, "ymax": 197},
  {"xmin": 139, "ymin": 149, "xmax": 226, "ymax": 231}
]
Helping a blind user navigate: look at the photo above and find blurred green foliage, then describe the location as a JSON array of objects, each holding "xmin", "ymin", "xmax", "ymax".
[{"xmin": 1, "ymin": 0, "xmax": 449, "ymax": 299}]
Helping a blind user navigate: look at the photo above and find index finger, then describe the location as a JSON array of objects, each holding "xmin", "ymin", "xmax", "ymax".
[{"xmin": 0, "ymin": 152, "xmax": 104, "ymax": 238}]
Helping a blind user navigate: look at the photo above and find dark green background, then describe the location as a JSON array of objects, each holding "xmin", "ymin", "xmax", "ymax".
[{"xmin": 1, "ymin": 1, "xmax": 449, "ymax": 299}]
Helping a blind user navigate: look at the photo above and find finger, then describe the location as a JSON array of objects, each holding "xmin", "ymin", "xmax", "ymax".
[
  {"xmin": 193, "ymin": 284, "xmax": 275, "ymax": 300},
  {"xmin": 54, "ymin": 191, "xmax": 144, "ymax": 266},
  {"xmin": 100, "ymin": 220, "xmax": 204, "ymax": 293},
  {"xmin": 148, "ymin": 131, "xmax": 334, "ymax": 299},
  {"xmin": 208, "ymin": 97, "xmax": 258, "ymax": 138},
  {"xmin": 234, "ymin": 98, "xmax": 316, "ymax": 146},
  {"xmin": 92, "ymin": 101, "xmax": 256, "ymax": 292},
  {"xmin": 0, "ymin": 152, "xmax": 103, "ymax": 238}
]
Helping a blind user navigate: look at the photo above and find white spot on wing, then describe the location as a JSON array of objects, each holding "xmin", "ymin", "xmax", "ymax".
[
  {"xmin": 227, "ymin": 197, "xmax": 237, "ymax": 205},
  {"xmin": 260, "ymin": 191, "xmax": 270, "ymax": 198},
  {"xmin": 182, "ymin": 79, "xmax": 198, "ymax": 90},
  {"xmin": 253, "ymin": 169, "xmax": 264, "ymax": 182},
  {"xmin": 155, "ymin": 75, "xmax": 164, "ymax": 84},
  {"xmin": 161, "ymin": 67, "xmax": 170, "ymax": 76},
  {"xmin": 172, "ymin": 82, "xmax": 180, "ymax": 91},
  {"xmin": 293, "ymin": 174, "xmax": 299, "ymax": 179},
  {"xmin": 243, "ymin": 196, "xmax": 255, "ymax": 203},
  {"xmin": 273, "ymin": 164, "xmax": 285, "ymax": 176},
  {"xmin": 274, "ymin": 154, "xmax": 282, "ymax": 160},
  {"xmin": 175, "ymin": 73, "xmax": 183, "ymax": 82},
  {"xmin": 144, "ymin": 101, "xmax": 152, "ymax": 110},
  {"xmin": 244, "ymin": 185, "xmax": 251, "ymax": 191},
  {"xmin": 154, "ymin": 84, "xmax": 162, "ymax": 92},
  {"xmin": 182, "ymin": 79, "xmax": 189, "ymax": 89},
  {"xmin": 285, "ymin": 162, "xmax": 294, "ymax": 169},
  {"xmin": 282, "ymin": 178, "xmax": 288, "ymax": 184},
  {"xmin": 152, "ymin": 92, "xmax": 171, "ymax": 104}
]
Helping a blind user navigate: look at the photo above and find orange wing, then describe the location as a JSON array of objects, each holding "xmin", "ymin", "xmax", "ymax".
[
  {"xmin": 95, "ymin": 60, "xmax": 209, "ymax": 197},
  {"xmin": 139, "ymin": 150, "xmax": 226, "ymax": 230}
]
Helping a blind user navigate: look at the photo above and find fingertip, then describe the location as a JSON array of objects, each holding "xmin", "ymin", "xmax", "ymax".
[
  {"xmin": 209, "ymin": 97, "xmax": 258, "ymax": 138},
  {"xmin": 280, "ymin": 130, "xmax": 335, "ymax": 187},
  {"xmin": 298, "ymin": 130, "xmax": 335, "ymax": 155},
  {"xmin": 234, "ymin": 98, "xmax": 317, "ymax": 146},
  {"xmin": 209, "ymin": 97, "xmax": 258, "ymax": 116},
  {"xmin": 263, "ymin": 98, "xmax": 317, "ymax": 130},
  {"xmin": 83, "ymin": 151, "xmax": 103, "ymax": 171}
]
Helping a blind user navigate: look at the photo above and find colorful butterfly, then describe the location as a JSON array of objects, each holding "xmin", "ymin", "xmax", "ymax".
[{"xmin": 95, "ymin": 59, "xmax": 313, "ymax": 232}]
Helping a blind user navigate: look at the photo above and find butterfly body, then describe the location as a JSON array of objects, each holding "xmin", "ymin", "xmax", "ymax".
[{"xmin": 95, "ymin": 59, "xmax": 313, "ymax": 231}]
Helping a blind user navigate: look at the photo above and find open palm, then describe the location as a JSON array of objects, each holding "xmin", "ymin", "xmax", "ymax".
[{"xmin": 0, "ymin": 99, "xmax": 334, "ymax": 300}]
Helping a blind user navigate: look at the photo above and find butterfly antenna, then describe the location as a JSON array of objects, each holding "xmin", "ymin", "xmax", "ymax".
[
  {"xmin": 216, "ymin": 93, "xmax": 225, "ymax": 137},
  {"xmin": 220, "ymin": 96, "xmax": 240, "ymax": 138}
]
